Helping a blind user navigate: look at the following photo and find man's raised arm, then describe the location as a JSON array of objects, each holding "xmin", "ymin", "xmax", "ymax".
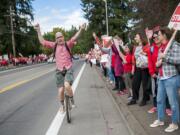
[
  {"xmin": 34, "ymin": 24, "xmax": 45, "ymax": 44},
  {"xmin": 71, "ymin": 23, "xmax": 86, "ymax": 41}
]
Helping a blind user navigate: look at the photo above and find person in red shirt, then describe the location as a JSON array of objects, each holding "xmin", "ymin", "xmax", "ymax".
[
  {"xmin": 146, "ymin": 30, "xmax": 160, "ymax": 113},
  {"xmin": 146, "ymin": 29, "xmax": 171, "ymax": 115},
  {"xmin": 115, "ymin": 43, "xmax": 133, "ymax": 97}
]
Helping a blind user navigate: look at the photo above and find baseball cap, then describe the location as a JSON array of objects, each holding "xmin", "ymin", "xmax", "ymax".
[{"xmin": 55, "ymin": 32, "xmax": 63, "ymax": 38}]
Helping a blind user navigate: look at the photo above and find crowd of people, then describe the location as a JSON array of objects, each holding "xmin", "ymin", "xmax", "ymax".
[{"xmin": 86, "ymin": 26, "xmax": 180, "ymax": 133}]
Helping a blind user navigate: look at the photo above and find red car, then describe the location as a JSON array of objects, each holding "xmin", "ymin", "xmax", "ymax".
[{"xmin": 0, "ymin": 59, "xmax": 8, "ymax": 66}]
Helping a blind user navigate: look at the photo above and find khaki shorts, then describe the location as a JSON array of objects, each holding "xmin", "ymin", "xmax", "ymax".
[{"xmin": 55, "ymin": 68, "xmax": 74, "ymax": 88}]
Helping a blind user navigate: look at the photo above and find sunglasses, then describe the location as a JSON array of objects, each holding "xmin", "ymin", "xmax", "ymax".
[
  {"xmin": 152, "ymin": 33, "xmax": 159, "ymax": 40},
  {"xmin": 56, "ymin": 36, "xmax": 63, "ymax": 39}
]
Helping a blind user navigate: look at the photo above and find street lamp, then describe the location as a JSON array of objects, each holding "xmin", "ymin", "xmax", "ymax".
[{"xmin": 103, "ymin": 0, "xmax": 109, "ymax": 36}]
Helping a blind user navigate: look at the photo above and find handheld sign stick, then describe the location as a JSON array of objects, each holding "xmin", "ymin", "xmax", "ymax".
[
  {"xmin": 163, "ymin": 30, "xmax": 178, "ymax": 56},
  {"xmin": 164, "ymin": 2, "xmax": 180, "ymax": 55}
]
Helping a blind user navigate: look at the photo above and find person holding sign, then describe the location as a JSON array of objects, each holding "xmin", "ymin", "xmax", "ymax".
[
  {"xmin": 93, "ymin": 33, "xmax": 126, "ymax": 95},
  {"xmin": 150, "ymin": 27, "xmax": 180, "ymax": 132}
]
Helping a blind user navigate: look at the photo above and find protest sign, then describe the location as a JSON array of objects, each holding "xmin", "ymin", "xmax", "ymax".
[
  {"xmin": 164, "ymin": 3, "xmax": 180, "ymax": 55},
  {"xmin": 101, "ymin": 35, "xmax": 112, "ymax": 48},
  {"xmin": 168, "ymin": 3, "xmax": 180, "ymax": 30}
]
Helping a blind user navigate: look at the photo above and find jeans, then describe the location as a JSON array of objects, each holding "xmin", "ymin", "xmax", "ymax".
[
  {"xmin": 157, "ymin": 75, "xmax": 180, "ymax": 123},
  {"xmin": 177, "ymin": 75, "xmax": 180, "ymax": 88},
  {"xmin": 107, "ymin": 67, "xmax": 115, "ymax": 82}
]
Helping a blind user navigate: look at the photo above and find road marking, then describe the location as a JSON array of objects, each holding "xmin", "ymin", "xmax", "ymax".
[
  {"xmin": 45, "ymin": 63, "xmax": 86, "ymax": 135},
  {"xmin": 0, "ymin": 64, "xmax": 51, "ymax": 80},
  {"xmin": 0, "ymin": 63, "xmax": 47, "ymax": 74},
  {"xmin": 0, "ymin": 68, "xmax": 55, "ymax": 94}
]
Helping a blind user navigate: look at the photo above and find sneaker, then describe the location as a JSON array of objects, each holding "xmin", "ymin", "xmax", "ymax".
[
  {"xmin": 148, "ymin": 107, "xmax": 157, "ymax": 114},
  {"xmin": 165, "ymin": 123, "xmax": 178, "ymax": 132},
  {"xmin": 127, "ymin": 99, "xmax": 136, "ymax": 105},
  {"xmin": 59, "ymin": 106, "xmax": 65, "ymax": 114},
  {"xmin": 150, "ymin": 120, "xmax": 164, "ymax": 128},
  {"xmin": 166, "ymin": 109, "xmax": 172, "ymax": 116},
  {"xmin": 127, "ymin": 96, "xmax": 132, "ymax": 101},
  {"xmin": 117, "ymin": 91, "xmax": 125, "ymax": 96},
  {"xmin": 110, "ymin": 81, "xmax": 113, "ymax": 84}
]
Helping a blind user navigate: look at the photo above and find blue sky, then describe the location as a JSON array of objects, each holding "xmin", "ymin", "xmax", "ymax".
[{"xmin": 32, "ymin": 0, "xmax": 87, "ymax": 33}]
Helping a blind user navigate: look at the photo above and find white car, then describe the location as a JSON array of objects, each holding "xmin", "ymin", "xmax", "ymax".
[{"xmin": 47, "ymin": 57, "xmax": 56, "ymax": 63}]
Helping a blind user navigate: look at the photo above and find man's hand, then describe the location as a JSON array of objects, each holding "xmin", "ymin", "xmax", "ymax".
[
  {"xmin": 140, "ymin": 51, "xmax": 147, "ymax": 56},
  {"xmin": 123, "ymin": 59, "xmax": 127, "ymax": 64},
  {"xmin": 34, "ymin": 23, "xmax": 40, "ymax": 31},
  {"xmin": 156, "ymin": 59, "xmax": 162, "ymax": 67},
  {"xmin": 152, "ymin": 74, "xmax": 157, "ymax": 78},
  {"xmin": 80, "ymin": 23, "xmax": 86, "ymax": 30},
  {"xmin": 92, "ymin": 32, "xmax": 96, "ymax": 38},
  {"xmin": 114, "ymin": 42, "xmax": 120, "ymax": 51},
  {"xmin": 145, "ymin": 27, "xmax": 153, "ymax": 39},
  {"xmin": 131, "ymin": 68, "xmax": 135, "ymax": 75},
  {"xmin": 159, "ymin": 52, "xmax": 165, "ymax": 59}
]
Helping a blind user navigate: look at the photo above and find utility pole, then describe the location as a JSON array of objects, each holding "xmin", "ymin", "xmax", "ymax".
[
  {"xmin": 103, "ymin": 0, "xmax": 109, "ymax": 36},
  {"xmin": 9, "ymin": 6, "xmax": 16, "ymax": 58}
]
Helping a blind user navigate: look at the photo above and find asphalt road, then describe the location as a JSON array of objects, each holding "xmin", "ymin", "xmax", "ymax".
[
  {"xmin": 0, "ymin": 60, "xmax": 84, "ymax": 135},
  {"xmin": 0, "ymin": 60, "xmax": 130, "ymax": 135}
]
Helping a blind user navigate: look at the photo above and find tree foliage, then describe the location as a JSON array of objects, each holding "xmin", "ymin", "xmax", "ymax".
[
  {"xmin": 131, "ymin": 0, "xmax": 179, "ymax": 32},
  {"xmin": 0, "ymin": 0, "xmax": 41, "ymax": 57},
  {"xmin": 81, "ymin": 0, "xmax": 134, "ymax": 40}
]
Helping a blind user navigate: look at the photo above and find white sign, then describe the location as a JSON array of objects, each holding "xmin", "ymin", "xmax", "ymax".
[
  {"xmin": 100, "ymin": 54, "xmax": 109, "ymax": 63},
  {"xmin": 101, "ymin": 35, "xmax": 112, "ymax": 47},
  {"xmin": 94, "ymin": 44, "xmax": 99, "ymax": 50},
  {"xmin": 90, "ymin": 59, "xmax": 96, "ymax": 65},
  {"xmin": 168, "ymin": 3, "xmax": 180, "ymax": 30}
]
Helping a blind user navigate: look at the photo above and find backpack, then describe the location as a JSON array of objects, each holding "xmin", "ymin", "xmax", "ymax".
[{"xmin": 52, "ymin": 42, "xmax": 73, "ymax": 62}]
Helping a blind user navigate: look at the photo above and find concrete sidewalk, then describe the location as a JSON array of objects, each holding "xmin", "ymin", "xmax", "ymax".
[
  {"xmin": 59, "ymin": 63, "xmax": 131, "ymax": 135},
  {"xmin": 94, "ymin": 65, "xmax": 180, "ymax": 135}
]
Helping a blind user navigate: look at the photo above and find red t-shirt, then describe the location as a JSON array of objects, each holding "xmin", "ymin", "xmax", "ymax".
[
  {"xmin": 147, "ymin": 43, "xmax": 159, "ymax": 76},
  {"xmin": 123, "ymin": 53, "xmax": 132, "ymax": 73}
]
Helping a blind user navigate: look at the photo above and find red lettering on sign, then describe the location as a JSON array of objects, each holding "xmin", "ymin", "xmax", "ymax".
[
  {"xmin": 174, "ymin": 6, "xmax": 180, "ymax": 14},
  {"xmin": 171, "ymin": 15, "xmax": 180, "ymax": 22}
]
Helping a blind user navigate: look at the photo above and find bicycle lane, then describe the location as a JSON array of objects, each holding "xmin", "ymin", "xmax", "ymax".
[{"xmin": 58, "ymin": 64, "xmax": 131, "ymax": 135}]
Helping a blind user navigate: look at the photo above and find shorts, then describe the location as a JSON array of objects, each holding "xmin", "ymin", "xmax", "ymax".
[{"xmin": 55, "ymin": 68, "xmax": 74, "ymax": 88}]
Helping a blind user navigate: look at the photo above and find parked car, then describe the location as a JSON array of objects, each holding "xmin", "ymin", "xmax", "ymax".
[
  {"xmin": 47, "ymin": 57, "xmax": 55, "ymax": 63},
  {"xmin": 0, "ymin": 59, "xmax": 8, "ymax": 66},
  {"xmin": 73, "ymin": 55, "xmax": 80, "ymax": 60}
]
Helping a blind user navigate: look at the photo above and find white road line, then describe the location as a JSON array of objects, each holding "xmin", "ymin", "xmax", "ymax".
[
  {"xmin": 0, "ymin": 63, "xmax": 47, "ymax": 74},
  {"xmin": 0, "ymin": 64, "xmax": 51, "ymax": 79},
  {"xmin": 45, "ymin": 63, "xmax": 86, "ymax": 135}
]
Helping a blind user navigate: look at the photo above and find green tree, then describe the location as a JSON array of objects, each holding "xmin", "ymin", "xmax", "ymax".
[
  {"xmin": 0, "ymin": 0, "xmax": 41, "ymax": 57},
  {"xmin": 81, "ymin": 0, "xmax": 134, "ymax": 40},
  {"xmin": 132, "ymin": 0, "xmax": 180, "ymax": 33}
]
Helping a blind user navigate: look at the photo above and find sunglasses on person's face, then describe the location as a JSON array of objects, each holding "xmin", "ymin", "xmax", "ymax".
[
  {"xmin": 152, "ymin": 33, "xmax": 158, "ymax": 40},
  {"xmin": 56, "ymin": 36, "xmax": 63, "ymax": 39}
]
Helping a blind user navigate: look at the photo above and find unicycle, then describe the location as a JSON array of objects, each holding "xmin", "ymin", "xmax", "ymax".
[{"xmin": 64, "ymin": 91, "xmax": 72, "ymax": 123}]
